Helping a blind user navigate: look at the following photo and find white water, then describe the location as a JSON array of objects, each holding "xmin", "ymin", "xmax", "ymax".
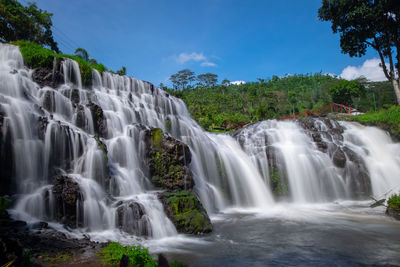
[{"xmin": 1, "ymin": 43, "xmax": 400, "ymax": 243}]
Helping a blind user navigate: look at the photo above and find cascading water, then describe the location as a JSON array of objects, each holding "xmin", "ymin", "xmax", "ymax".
[{"xmin": 1, "ymin": 43, "xmax": 400, "ymax": 244}]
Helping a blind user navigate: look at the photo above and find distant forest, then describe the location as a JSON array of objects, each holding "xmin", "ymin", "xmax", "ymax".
[{"xmin": 164, "ymin": 72, "xmax": 396, "ymax": 131}]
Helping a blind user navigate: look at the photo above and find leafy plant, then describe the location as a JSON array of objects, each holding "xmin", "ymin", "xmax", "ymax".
[
  {"xmin": 98, "ymin": 242, "xmax": 157, "ymax": 267},
  {"xmin": 387, "ymin": 193, "xmax": 400, "ymax": 210}
]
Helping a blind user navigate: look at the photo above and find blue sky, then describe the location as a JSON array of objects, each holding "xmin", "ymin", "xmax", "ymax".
[{"xmin": 31, "ymin": 0, "xmax": 381, "ymax": 86}]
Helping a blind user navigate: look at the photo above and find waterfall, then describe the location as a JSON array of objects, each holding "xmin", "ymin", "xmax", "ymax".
[{"xmin": 1, "ymin": 43, "xmax": 400, "ymax": 241}]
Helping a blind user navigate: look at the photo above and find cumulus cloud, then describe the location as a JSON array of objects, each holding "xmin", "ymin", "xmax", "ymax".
[
  {"xmin": 230, "ymin": 80, "xmax": 246, "ymax": 85},
  {"xmin": 174, "ymin": 52, "xmax": 217, "ymax": 67},
  {"xmin": 339, "ymin": 58, "xmax": 388, "ymax": 81}
]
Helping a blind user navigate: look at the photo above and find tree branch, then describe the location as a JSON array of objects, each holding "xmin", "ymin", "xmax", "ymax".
[{"xmin": 373, "ymin": 36, "xmax": 392, "ymax": 80}]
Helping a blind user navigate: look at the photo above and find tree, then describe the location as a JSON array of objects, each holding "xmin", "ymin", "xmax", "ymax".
[
  {"xmin": 221, "ymin": 79, "xmax": 230, "ymax": 86},
  {"xmin": 318, "ymin": 0, "xmax": 400, "ymax": 105},
  {"xmin": 0, "ymin": 0, "xmax": 59, "ymax": 52},
  {"xmin": 288, "ymin": 90, "xmax": 297, "ymax": 115},
  {"xmin": 116, "ymin": 66, "xmax": 126, "ymax": 76},
  {"xmin": 328, "ymin": 80, "xmax": 365, "ymax": 106},
  {"xmin": 197, "ymin": 73, "xmax": 218, "ymax": 87},
  {"xmin": 74, "ymin": 48, "xmax": 89, "ymax": 61},
  {"xmin": 169, "ymin": 69, "xmax": 195, "ymax": 90}
]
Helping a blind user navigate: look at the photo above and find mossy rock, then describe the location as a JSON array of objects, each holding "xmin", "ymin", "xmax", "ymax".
[
  {"xmin": 159, "ymin": 191, "xmax": 212, "ymax": 234},
  {"xmin": 148, "ymin": 128, "xmax": 194, "ymax": 191}
]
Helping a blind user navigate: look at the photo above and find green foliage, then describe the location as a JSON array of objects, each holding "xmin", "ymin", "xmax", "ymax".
[
  {"xmin": 387, "ymin": 193, "xmax": 400, "ymax": 210},
  {"xmin": 197, "ymin": 73, "xmax": 218, "ymax": 87},
  {"xmin": 328, "ymin": 80, "xmax": 365, "ymax": 106},
  {"xmin": 170, "ymin": 69, "xmax": 196, "ymax": 90},
  {"xmin": 0, "ymin": 195, "xmax": 12, "ymax": 214},
  {"xmin": 350, "ymin": 105, "xmax": 400, "ymax": 138},
  {"xmin": 74, "ymin": 48, "xmax": 89, "ymax": 61},
  {"xmin": 0, "ymin": 0, "xmax": 59, "ymax": 52},
  {"xmin": 116, "ymin": 66, "xmax": 127, "ymax": 76},
  {"xmin": 168, "ymin": 73, "xmax": 339, "ymax": 131},
  {"xmin": 98, "ymin": 242, "xmax": 157, "ymax": 267},
  {"xmin": 164, "ymin": 191, "xmax": 212, "ymax": 234},
  {"xmin": 39, "ymin": 253, "xmax": 71, "ymax": 262},
  {"xmin": 269, "ymin": 167, "xmax": 288, "ymax": 197},
  {"xmin": 318, "ymin": 0, "xmax": 400, "ymax": 104},
  {"xmin": 12, "ymin": 40, "xmax": 55, "ymax": 68},
  {"xmin": 12, "ymin": 41, "xmax": 109, "ymax": 86}
]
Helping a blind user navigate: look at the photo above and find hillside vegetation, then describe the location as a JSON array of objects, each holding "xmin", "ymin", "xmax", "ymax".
[{"xmin": 167, "ymin": 74, "xmax": 396, "ymax": 131}]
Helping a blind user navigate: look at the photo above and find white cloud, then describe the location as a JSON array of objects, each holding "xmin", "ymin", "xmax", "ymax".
[
  {"xmin": 340, "ymin": 58, "xmax": 388, "ymax": 81},
  {"xmin": 230, "ymin": 80, "xmax": 246, "ymax": 85},
  {"xmin": 200, "ymin": 61, "xmax": 216, "ymax": 67},
  {"xmin": 174, "ymin": 52, "xmax": 217, "ymax": 67},
  {"xmin": 175, "ymin": 52, "xmax": 206, "ymax": 64}
]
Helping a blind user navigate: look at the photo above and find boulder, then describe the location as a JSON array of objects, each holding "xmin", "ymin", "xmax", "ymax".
[
  {"xmin": 159, "ymin": 191, "xmax": 212, "ymax": 234},
  {"xmin": 51, "ymin": 175, "xmax": 83, "ymax": 228},
  {"xmin": 386, "ymin": 207, "xmax": 400, "ymax": 220},
  {"xmin": 87, "ymin": 102, "xmax": 108, "ymax": 138},
  {"xmin": 32, "ymin": 67, "xmax": 64, "ymax": 88},
  {"xmin": 332, "ymin": 148, "xmax": 346, "ymax": 168},
  {"xmin": 115, "ymin": 200, "xmax": 149, "ymax": 236},
  {"xmin": 147, "ymin": 128, "xmax": 194, "ymax": 191}
]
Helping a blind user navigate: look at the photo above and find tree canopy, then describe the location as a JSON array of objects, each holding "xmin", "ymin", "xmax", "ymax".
[
  {"xmin": 197, "ymin": 73, "xmax": 218, "ymax": 87},
  {"xmin": 318, "ymin": 0, "xmax": 400, "ymax": 105},
  {"xmin": 74, "ymin": 48, "xmax": 89, "ymax": 61},
  {"xmin": 169, "ymin": 69, "xmax": 196, "ymax": 90},
  {"xmin": 328, "ymin": 80, "xmax": 365, "ymax": 106},
  {"xmin": 0, "ymin": 0, "xmax": 59, "ymax": 52}
]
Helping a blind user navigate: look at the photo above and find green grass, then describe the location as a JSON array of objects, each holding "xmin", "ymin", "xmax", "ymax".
[
  {"xmin": 98, "ymin": 242, "xmax": 157, "ymax": 267},
  {"xmin": 39, "ymin": 253, "xmax": 71, "ymax": 262},
  {"xmin": 98, "ymin": 242, "xmax": 187, "ymax": 267},
  {"xmin": 11, "ymin": 41, "xmax": 108, "ymax": 86},
  {"xmin": 350, "ymin": 105, "xmax": 400, "ymax": 137},
  {"xmin": 388, "ymin": 193, "xmax": 400, "ymax": 210}
]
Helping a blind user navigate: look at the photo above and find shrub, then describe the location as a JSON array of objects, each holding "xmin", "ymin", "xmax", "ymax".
[
  {"xmin": 387, "ymin": 193, "xmax": 400, "ymax": 210},
  {"xmin": 98, "ymin": 242, "xmax": 157, "ymax": 267},
  {"xmin": 12, "ymin": 41, "xmax": 108, "ymax": 87}
]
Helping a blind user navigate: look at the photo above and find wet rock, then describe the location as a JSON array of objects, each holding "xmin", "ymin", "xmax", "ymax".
[
  {"xmin": 70, "ymin": 89, "xmax": 80, "ymax": 104},
  {"xmin": 0, "ymin": 112, "xmax": 14, "ymax": 195},
  {"xmin": 75, "ymin": 105, "xmax": 87, "ymax": 130},
  {"xmin": 159, "ymin": 191, "xmax": 212, "ymax": 234},
  {"xmin": 31, "ymin": 221, "xmax": 49, "ymax": 230},
  {"xmin": 42, "ymin": 90, "xmax": 55, "ymax": 113},
  {"xmin": 51, "ymin": 175, "xmax": 83, "ymax": 228},
  {"xmin": 158, "ymin": 254, "xmax": 169, "ymax": 267},
  {"xmin": 120, "ymin": 254, "xmax": 129, "ymax": 267},
  {"xmin": 147, "ymin": 128, "xmax": 194, "ymax": 191},
  {"xmin": 266, "ymin": 146, "xmax": 290, "ymax": 198},
  {"xmin": 32, "ymin": 67, "xmax": 64, "ymax": 88},
  {"xmin": 115, "ymin": 201, "xmax": 149, "ymax": 236},
  {"xmin": 87, "ymin": 102, "xmax": 108, "ymax": 138},
  {"xmin": 332, "ymin": 148, "xmax": 346, "ymax": 168},
  {"xmin": 37, "ymin": 116, "xmax": 48, "ymax": 140},
  {"xmin": 386, "ymin": 207, "xmax": 400, "ymax": 220}
]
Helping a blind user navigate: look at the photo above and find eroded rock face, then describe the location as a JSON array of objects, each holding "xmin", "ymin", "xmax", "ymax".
[
  {"xmin": 332, "ymin": 148, "xmax": 346, "ymax": 168},
  {"xmin": 386, "ymin": 207, "xmax": 400, "ymax": 220},
  {"xmin": 115, "ymin": 200, "xmax": 150, "ymax": 236},
  {"xmin": 32, "ymin": 67, "xmax": 64, "ymax": 88},
  {"xmin": 0, "ymin": 112, "xmax": 14, "ymax": 196},
  {"xmin": 147, "ymin": 128, "xmax": 194, "ymax": 191},
  {"xmin": 159, "ymin": 191, "xmax": 212, "ymax": 234},
  {"xmin": 51, "ymin": 175, "xmax": 83, "ymax": 228},
  {"xmin": 87, "ymin": 102, "xmax": 107, "ymax": 138}
]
